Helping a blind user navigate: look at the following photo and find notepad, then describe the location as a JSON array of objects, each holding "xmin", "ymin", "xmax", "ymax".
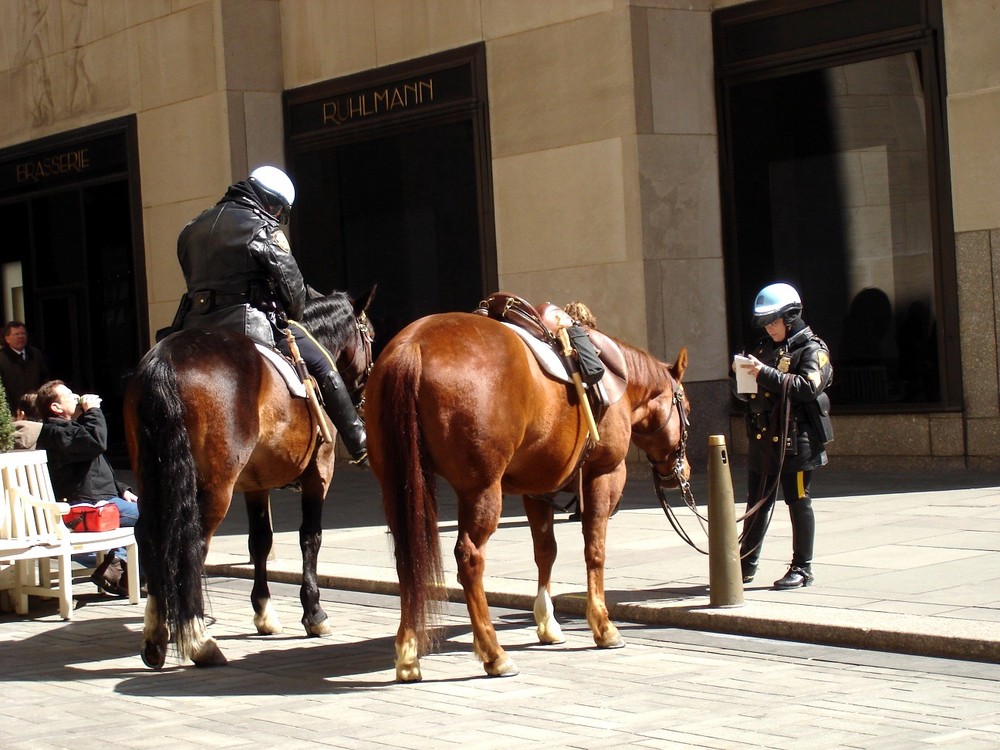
[{"xmin": 733, "ymin": 354, "xmax": 758, "ymax": 394}]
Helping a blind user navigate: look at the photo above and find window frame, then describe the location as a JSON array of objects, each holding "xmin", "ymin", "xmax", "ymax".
[{"xmin": 713, "ymin": 0, "xmax": 960, "ymax": 413}]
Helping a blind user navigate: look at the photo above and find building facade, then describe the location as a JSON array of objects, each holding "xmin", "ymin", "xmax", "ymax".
[{"xmin": 0, "ymin": 0, "xmax": 997, "ymax": 468}]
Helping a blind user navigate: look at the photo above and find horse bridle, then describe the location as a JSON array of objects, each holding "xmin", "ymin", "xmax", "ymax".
[
  {"xmin": 349, "ymin": 311, "xmax": 375, "ymax": 411},
  {"xmin": 636, "ymin": 377, "xmax": 691, "ymax": 493},
  {"xmin": 635, "ymin": 377, "xmax": 709, "ymax": 553}
]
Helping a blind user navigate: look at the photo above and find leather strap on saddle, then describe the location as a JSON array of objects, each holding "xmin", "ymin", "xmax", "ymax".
[
  {"xmin": 476, "ymin": 293, "xmax": 552, "ymax": 342},
  {"xmin": 474, "ymin": 292, "xmax": 629, "ymax": 418}
]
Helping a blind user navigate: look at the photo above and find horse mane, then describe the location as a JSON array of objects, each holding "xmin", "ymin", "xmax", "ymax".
[
  {"xmin": 612, "ymin": 335, "xmax": 673, "ymax": 394},
  {"xmin": 299, "ymin": 291, "xmax": 354, "ymax": 351}
]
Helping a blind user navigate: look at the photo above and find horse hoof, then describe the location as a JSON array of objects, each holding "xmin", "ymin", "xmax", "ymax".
[
  {"xmin": 536, "ymin": 622, "xmax": 566, "ymax": 645},
  {"xmin": 192, "ymin": 640, "xmax": 228, "ymax": 667},
  {"xmin": 396, "ymin": 663, "xmax": 423, "ymax": 683},
  {"xmin": 140, "ymin": 640, "xmax": 166, "ymax": 670},
  {"xmin": 254, "ymin": 606, "xmax": 283, "ymax": 635},
  {"xmin": 485, "ymin": 656, "xmax": 519, "ymax": 678},
  {"xmin": 303, "ymin": 617, "xmax": 334, "ymax": 637},
  {"xmin": 597, "ymin": 634, "xmax": 626, "ymax": 649}
]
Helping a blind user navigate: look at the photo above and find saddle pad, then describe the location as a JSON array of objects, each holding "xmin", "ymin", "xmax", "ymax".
[
  {"xmin": 255, "ymin": 344, "xmax": 307, "ymax": 398},
  {"xmin": 502, "ymin": 322, "xmax": 570, "ymax": 383}
]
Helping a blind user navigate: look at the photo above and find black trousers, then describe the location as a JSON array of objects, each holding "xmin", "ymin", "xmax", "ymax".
[
  {"xmin": 274, "ymin": 320, "xmax": 337, "ymax": 381},
  {"xmin": 741, "ymin": 469, "xmax": 815, "ymax": 568}
]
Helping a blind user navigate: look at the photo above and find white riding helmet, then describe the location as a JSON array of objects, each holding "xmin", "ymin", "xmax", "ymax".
[
  {"xmin": 752, "ymin": 282, "xmax": 802, "ymax": 328},
  {"xmin": 249, "ymin": 165, "xmax": 295, "ymax": 215}
]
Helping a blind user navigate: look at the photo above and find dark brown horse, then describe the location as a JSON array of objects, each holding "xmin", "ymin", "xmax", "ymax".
[
  {"xmin": 124, "ymin": 288, "xmax": 375, "ymax": 669},
  {"xmin": 365, "ymin": 311, "xmax": 690, "ymax": 681}
]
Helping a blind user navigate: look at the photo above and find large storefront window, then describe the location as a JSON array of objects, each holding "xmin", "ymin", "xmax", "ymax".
[{"xmin": 715, "ymin": 0, "xmax": 959, "ymax": 411}]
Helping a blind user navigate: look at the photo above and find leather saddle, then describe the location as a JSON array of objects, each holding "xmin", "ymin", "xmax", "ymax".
[{"xmin": 474, "ymin": 293, "xmax": 628, "ymax": 408}]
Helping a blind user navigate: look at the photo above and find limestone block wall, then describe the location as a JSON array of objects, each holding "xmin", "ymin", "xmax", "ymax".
[
  {"xmin": 0, "ymin": 0, "xmax": 287, "ymax": 339},
  {"xmin": 942, "ymin": 0, "xmax": 1000, "ymax": 467},
  {"xmin": 280, "ymin": 1, "xmax": 650, "ymax": 349}
]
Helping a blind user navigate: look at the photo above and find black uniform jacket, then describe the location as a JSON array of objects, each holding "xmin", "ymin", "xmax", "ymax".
[
  {"xmin": 733, "ymin": 323, "xmax": 834, "ymax": 474},
  {"xmin": 175, "ymin": 181, "xmax": 307, "ymax": 345}
]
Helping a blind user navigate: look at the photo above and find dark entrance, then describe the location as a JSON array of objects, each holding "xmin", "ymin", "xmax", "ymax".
[
  {"xmin": 0, "ymin": 117, "xmax": 148, "ymax": 459},
  {"xmin": 284, "ymin": 44, "xmax": 496, "ymax": 354}
]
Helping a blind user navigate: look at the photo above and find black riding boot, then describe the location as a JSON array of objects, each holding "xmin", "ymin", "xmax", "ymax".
[
  {"xmin": 775, "ymin": 497, "xmax": 815, "ymax": 589},
  {"xmin": 739, "ymin": 508, "xmax": 770, "ymax": 583},
  {"xmin": 319, "ymin": 371, "xmax": 368, "ymax": 465}
]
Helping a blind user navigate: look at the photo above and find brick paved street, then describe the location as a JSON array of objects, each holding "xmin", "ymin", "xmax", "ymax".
[{"xmin": 3, "ymin": 577, "xmax": 999, "ymax": 749}]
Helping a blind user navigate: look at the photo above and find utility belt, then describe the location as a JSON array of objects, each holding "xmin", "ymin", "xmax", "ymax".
[{"xmin": 190, "ymin": 289, "xmax": 249, "ymax": 313}]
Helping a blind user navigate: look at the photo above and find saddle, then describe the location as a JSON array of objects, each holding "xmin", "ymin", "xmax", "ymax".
[{"xmin": 474, "ymin": 293, "xmax": 628, "ymax": 410}]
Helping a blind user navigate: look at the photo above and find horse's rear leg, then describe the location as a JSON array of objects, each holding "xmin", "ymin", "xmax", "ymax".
[
  {"xmin": 245, "ymin": 491, "xmax": 283, "ymax": 635},
  {"xmin": 455, "ymin": 486, "xmax": 518, "ymax": 677},
  {"xmin": 299, "ymin": 478, "xmax": 332, "ymax": 637},
  {"xmin": 523, "ymin": 496, "xmax": 565, "ymax": 645}
]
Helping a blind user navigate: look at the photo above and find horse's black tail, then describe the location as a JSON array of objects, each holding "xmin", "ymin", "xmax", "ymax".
[
  {"xmin": 375, "ymin": 343, "xmax": 444, "ymax": 653},
  {"xmin": 129, "ymin": 348, "xmax": 205, "ymax": 660}
]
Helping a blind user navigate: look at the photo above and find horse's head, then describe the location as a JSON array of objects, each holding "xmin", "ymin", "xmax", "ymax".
[
  {"xmin": 629, "ymin": 347, "xmax": 691, "ymax": 490},
  {"xmin": 301, "ymin": 285, "xmax": 377, "ymax": 409}
]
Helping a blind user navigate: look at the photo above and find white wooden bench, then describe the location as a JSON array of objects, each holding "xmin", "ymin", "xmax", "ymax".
[{"xmin": 0, "ymin": 450, "xmax": 140, "ymax": 620}]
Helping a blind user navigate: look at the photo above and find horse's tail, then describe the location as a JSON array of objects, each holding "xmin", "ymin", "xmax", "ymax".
[
  {"xmin": 130, "ymin": 348, "xmax": 205, "ymax": 660},
  {"xmin": 377, "ymin": 343, "xmax": 444, "ymax": 653}
]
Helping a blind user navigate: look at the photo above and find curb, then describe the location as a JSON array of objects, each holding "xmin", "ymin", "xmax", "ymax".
[{"xmin": 204, "ymin": 562, "xmax": 1000, "ymax": 664}]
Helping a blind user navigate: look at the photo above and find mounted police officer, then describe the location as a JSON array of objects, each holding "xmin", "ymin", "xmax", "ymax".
[
  {"xmin": 733, "ymin": 282, "xmax": 833, "ymax": 589},
  {"xmin": 172, "ymin": 165, "xmax": 367, "ymax": 465}
]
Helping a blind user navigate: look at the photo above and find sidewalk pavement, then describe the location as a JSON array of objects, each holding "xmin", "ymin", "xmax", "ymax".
[{"xmin": 202, "ymin": 461, "xmax": 1000, "ymax": 663}]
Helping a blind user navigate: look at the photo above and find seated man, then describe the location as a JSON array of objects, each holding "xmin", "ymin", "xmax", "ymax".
[{"xmin": 35, "ymin": 380, "xmax": 140, "ymax": 596}]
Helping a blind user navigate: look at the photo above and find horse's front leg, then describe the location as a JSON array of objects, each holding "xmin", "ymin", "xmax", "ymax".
[
  {"xmin": 245, "ymin": 490, "xmax": 283, "ymax": 635},
  {"xmin": 456, "ymin": 485, "xmax": 517, "ymax": 677},
  {"xmin": 299, "ymin": 475, "xmax": 332, "ymax": 637},
  {"xmin": 523, "ymin": 496, "xmax": 565, "ymax": 645},
  {"xmin": 581, "ymin": 466, "xmax": 627, "ymax": 649}
]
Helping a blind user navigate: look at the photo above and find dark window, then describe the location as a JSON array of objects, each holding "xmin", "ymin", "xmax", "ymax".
[{"xmin": 715, "ymin": 0, "xmax": 958, "ymax": 411}]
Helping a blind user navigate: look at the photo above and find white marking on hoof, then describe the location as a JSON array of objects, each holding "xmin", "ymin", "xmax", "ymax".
[
  {"xmin": 533, "ymin": 586, "xmax": 565, "ymax": 644},
  {"xmin": 254, "ymin": 600, "xmax": 284, "ymax": 635},
  {"xmin": 395, "ymin": 635, "xmax": 422, "ymax": 682}
]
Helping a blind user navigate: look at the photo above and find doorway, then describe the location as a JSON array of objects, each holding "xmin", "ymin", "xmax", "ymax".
[{"xmin": 285, "ymin": 44, "xmax": 496, "ymax": 354}]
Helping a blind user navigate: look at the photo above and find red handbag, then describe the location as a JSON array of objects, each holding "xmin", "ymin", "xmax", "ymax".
[{"xmin": 63, "ymin": 503, "xmax": 121, "ymax": 532}]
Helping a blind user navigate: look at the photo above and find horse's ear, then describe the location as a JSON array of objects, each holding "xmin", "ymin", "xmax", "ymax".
[
  {"xmin": 671, "ymin": 347, "xmax": 689, "ymax": 382},
  {"xmin": 354, "ymin": 284, "xmax": 377, "ymax": 316}
]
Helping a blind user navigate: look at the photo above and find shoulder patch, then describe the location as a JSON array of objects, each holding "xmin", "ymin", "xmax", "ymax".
[
  {"xmin": 270, "ymin": 227, "xmax": 291, "ymax": 253},
  {"xmin": 817, "ymin": 350, "xmax": 829, "ymax": 368}
]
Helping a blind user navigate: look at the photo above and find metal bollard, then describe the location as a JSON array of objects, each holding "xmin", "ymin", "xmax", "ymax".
[{"xmin": 707, "ymin": 434, "xmax": 745, "ymax": 607}]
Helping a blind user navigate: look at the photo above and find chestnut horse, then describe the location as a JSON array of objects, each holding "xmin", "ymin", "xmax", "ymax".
[
  {"xmin": 365, "ymin": 312, "xmax": 690, "ymax": 681},
  {"xmin": 124, "ymin": 288, "xmax": 375, "ymax": 669}
]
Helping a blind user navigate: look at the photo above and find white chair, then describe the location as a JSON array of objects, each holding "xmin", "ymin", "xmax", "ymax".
[{"xmin": 0, "ymin": 450, "xmax": 140, "ymax": 620}]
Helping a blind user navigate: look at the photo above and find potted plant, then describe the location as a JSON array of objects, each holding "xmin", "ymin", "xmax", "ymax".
[{"xmin": 0, "ymin": 380, "xmax": 14, "ymax": 452}]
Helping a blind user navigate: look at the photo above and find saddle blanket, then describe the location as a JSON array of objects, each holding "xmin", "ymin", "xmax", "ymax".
[{"xmin": 255, "ymin": 344, "xmax": 307, "ymax": 398}]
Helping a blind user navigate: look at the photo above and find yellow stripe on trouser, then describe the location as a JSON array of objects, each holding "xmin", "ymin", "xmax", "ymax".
[
  {"xmin": 286, "ymin": 319, "xmax": 338, "ymax": 372},
  {"xmin": 796, "ymin": 471, "xmax": 805, "ymax": 500}
]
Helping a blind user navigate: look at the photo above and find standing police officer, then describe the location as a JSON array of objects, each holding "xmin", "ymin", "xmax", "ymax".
[
  {"xmin": 174, "ymin": 165, "xmax": 367, "ymax": 465},
  {"xmin": 733, "ymin": 282, "xmax": 833, "ymax": 589}
]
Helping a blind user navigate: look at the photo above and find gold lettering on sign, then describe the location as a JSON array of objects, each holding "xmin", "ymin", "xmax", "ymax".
[
  {"xmin": 15, "ymin": 148, "xmax": 91, "ymax": 183},
  {"xmin": 320, "ymin": 77, "xmax": 435, "ymax": 127}
]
